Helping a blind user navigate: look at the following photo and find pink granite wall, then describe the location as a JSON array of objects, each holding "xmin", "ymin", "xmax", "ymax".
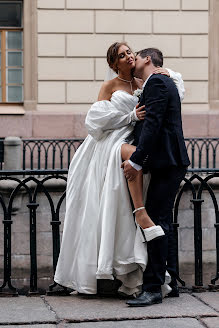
[{"xmin": 1, "ymin": 111, "xmax": 219, "ymax": 139}]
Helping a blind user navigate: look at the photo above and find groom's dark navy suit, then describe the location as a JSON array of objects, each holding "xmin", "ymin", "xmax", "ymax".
[{"xmin": 130, "ymin": 74, "xmax": 190, "ymax": 292}]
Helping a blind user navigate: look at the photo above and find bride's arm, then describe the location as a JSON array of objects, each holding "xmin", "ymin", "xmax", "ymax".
[
  {"xmin": 166, "ymin": 68, "xmax": 185, "ymax": 102},
  {"xmin": 85, "ymin": 100, "xmax": 140, "ymax": 140},
  {"xmin": 153, "ymin": 67, "xmax": 185, "ymax": 102},
  {"xmin": 85, "ymin": 81, "xmax": 143, "ymax": 140}
]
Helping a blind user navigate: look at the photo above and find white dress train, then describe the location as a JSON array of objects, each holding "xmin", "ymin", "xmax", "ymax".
[{"xmin": 54, "ymin": 91, "xmax": 148, "ymax": 295}]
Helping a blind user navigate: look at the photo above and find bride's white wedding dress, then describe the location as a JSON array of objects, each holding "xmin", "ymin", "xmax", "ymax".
[
  {"xmin": 54, "ymin": 90, "xmax": 148, "ymax": 295},
  {"xmin": 54, "ymin": 72, "xmax": 184, "ymax": 295}
]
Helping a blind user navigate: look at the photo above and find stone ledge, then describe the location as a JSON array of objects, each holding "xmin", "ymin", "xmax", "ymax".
[
  {"xmin": 0, "ymin": 176, "xmax": 218, "ymax": 192},
  {"xmin": 0, "ymin": 178, "xmax": 67, "ymax": 192},
  {"xmin": 0, "ymin": 110, "xmax": 219, "ymax": 139}
]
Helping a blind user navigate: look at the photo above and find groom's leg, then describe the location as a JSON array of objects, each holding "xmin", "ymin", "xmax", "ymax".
[
  {"xmin": 142, "ymin": 166, "xmax": 186, "ymax": 292},
  {"xmin": 166, "ymin": 218, "xmax": 178, "ymax": 285}
]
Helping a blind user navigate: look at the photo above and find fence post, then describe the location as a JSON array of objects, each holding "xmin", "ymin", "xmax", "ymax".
[{"xmin": 4, "ymin": 136, "xmax": 22, "ymax": 170}]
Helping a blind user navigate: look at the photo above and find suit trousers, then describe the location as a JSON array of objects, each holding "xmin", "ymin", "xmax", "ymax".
[{"xmin": 142, "ymin": 166, "xmax": 187, "ymax": 292}]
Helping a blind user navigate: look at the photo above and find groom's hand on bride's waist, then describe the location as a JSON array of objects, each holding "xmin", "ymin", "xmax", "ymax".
[{"xmin": 121, "ymin": 160, "xmax": 138, "ymax": 181}]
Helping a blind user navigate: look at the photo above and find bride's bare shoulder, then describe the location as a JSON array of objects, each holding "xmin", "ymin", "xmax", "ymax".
[{"xmin": 98, "ymin": 79, "xmax": 117, "ymax": 101}]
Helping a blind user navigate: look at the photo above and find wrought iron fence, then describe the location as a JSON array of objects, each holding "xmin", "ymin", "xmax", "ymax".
[
  {"xmin": 0, "ymin": 170, "xmax": 68, "ymax": 296},
  {"xmin": 21, "ymin": 138, "xmax": 219, "ymax": 171},
  {"xmin": 22, "ymin": 139, "xmax": 84, "ymax": 170},
  {"xmin": 185, "ymin": 138, "xmax": 219, "ymax": 170},
  {"xmin": 0, "ymin": 169, "xmax": 218, "ymax": 296},
  {"xmin": 174, "ymin": 172, "xmax": 219, "ymax": 290}
]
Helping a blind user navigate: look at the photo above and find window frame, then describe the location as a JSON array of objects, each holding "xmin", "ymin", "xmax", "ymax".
[
  {"xmin": 0, "ymin": 29, "xmax": 24, "ymax": 104},
  {"xmin": 0, "ymin": 0, "xmax": 23, "ymax": 28},
  {"xmin": 0, "ymin": 0, "xmax": 37, "ymax": 113}
]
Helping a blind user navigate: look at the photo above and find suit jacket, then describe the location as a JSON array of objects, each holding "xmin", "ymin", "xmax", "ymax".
[{"xmin": 130, "ymin": 74, "xmax": 190, "ymax": 170}]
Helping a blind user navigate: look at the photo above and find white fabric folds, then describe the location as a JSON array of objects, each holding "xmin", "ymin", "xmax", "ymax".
[
  {"xmin": 54, "ymin": 70, "xmax": 185, "ymax": 295},
  {"xmin": 54, "ymin": 91, "xmax": 148, "ymax": 295}
]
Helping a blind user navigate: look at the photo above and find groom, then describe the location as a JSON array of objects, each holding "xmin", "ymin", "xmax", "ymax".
[{"xmin": 122, "ymin": 48, "xmax": 190, "ymax": 306}]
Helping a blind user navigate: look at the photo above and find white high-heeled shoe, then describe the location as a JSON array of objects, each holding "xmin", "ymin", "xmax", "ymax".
[{"xmin": 133, "ymin": 207, "xmax": 165, "ymax": 243}]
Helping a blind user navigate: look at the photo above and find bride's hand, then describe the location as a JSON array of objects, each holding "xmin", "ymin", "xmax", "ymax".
[
  {"xmin": 136, "ymin": 103, "xmax": 146, "ymax": 121},
  {"xmin": 153, "ymin": 67, "xmax": 170, "ymax": 77}
]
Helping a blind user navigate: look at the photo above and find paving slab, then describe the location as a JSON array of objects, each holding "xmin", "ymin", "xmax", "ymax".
[
  {"xmin": 0, "ymin": 296, "xmax": 56, "ymax": 324},
  {"xmin": 45, "ymin": 293, "xmax": 218, "ymax": 322},
  {"xmin": 193, "ymin": 293, "xmax": 219, "ymax": 312},
  {"xmin": 200, "ymin": 317, "xmax": 219, "ymax": 328},
  {"xmin": 0, "ymin": 326, "xmax": 56, "ymax": 328},
  {"xmin": 63, "ymin": 318, "xmax": 205, "ymax": 328}
]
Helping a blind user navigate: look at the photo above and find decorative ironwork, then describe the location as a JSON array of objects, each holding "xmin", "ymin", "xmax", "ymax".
[
  {"xmin": 22, "ymin": 139, "xmax": 84, "ymax": 170},
  {"xmin": 21, "ymin": 138, "xmax": 219, "ymax": 171},
  {"xmin": 185, "ymin": 137, "xmax": 219, "ymax": 170},
  {"xmin": 0, "ymin": 170, "xmax": 68, "ymax": 296},
  {"xmin": 174, "ymin": 172, "xmax": 219, "ymax": 290},
  {"xmin": 0, "ymin": 169, "xmax": 218, "ymax": 296}
]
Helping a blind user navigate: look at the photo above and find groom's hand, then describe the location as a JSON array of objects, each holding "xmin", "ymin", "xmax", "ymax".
[{"xmin": 121, "ymin": 160, "xmax": 138, "ymax": 181}]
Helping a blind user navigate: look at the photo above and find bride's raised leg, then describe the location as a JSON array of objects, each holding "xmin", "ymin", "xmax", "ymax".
[
  {"xmin": 121, "ymin": 143, "xmax": 165, "ymax": 242},
  {"xmin": 121, "ymin": 143, "xmax": 155, "ymax": 229}
]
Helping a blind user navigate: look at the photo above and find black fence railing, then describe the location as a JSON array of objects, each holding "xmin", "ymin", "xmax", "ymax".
[
  {"xmin": 20, "ymin": 138, "xmax": 219, "ymax": 171},
  {"xmin": 185, "ymin": 138, "xmax": 219, "ymax": 170},
  {"xmin": 0, "ymin": 170, "xmax": 68, "ymax": 296},
  {"xmin": 22, "ymin": 139, "xmax": 84, "ymax": 170},
  {"xmin": 0, "ymin": 137, "xmax": 218, "ymax": 171},
  {"xmin": 0, "ymin": 170, "xmax": 218, "ymax": 296}
]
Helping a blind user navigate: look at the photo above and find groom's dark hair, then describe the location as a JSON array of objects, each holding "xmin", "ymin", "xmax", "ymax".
[{"xmin": 136, "ymin": 48, "xmax": 163, "ymax": 67}]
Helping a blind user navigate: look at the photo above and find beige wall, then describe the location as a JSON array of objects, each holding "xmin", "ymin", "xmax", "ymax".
[
  {"xmin": 1, "ymin": 0, "xmax": 218, "ymax": 139},
  {"xmin": 37, "ymin": 0, "xmax": 209, "ymax": 114}
]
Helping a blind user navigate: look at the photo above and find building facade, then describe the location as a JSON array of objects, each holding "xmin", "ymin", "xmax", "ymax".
[{"xmin": 0, "ymin": 0, "xmax": 218, "ymax": 139}]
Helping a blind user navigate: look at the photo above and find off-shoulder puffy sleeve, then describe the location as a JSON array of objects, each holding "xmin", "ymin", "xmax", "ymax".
[{"xmin": 85, "ymin": 100, "xmax": 135, "ymax": 140}]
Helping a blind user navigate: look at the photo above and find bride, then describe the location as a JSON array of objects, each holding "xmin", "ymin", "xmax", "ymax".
[{"xmin": 54, "ymin": 42, "xmax": 185, "ymax": 296}]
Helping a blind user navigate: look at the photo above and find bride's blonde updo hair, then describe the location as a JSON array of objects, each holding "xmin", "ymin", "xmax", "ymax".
[{"xmin": 107, "ymin": 42, "xmax": 132, "ymax": 74}]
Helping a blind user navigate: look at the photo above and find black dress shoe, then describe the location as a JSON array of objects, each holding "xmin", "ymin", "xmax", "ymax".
[
  {"xmin": 167, "ymin": 284, "xmax": 179, "ymax": 297},
  {"xmin": 126, "ymin": 291, "xmax": 162, "ymax": 307}
]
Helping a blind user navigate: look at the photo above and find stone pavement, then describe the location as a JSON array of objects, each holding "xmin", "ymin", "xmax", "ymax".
[{"xmin": 0, "ymin": 292, "xmax": 219, "ymax": 327}]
